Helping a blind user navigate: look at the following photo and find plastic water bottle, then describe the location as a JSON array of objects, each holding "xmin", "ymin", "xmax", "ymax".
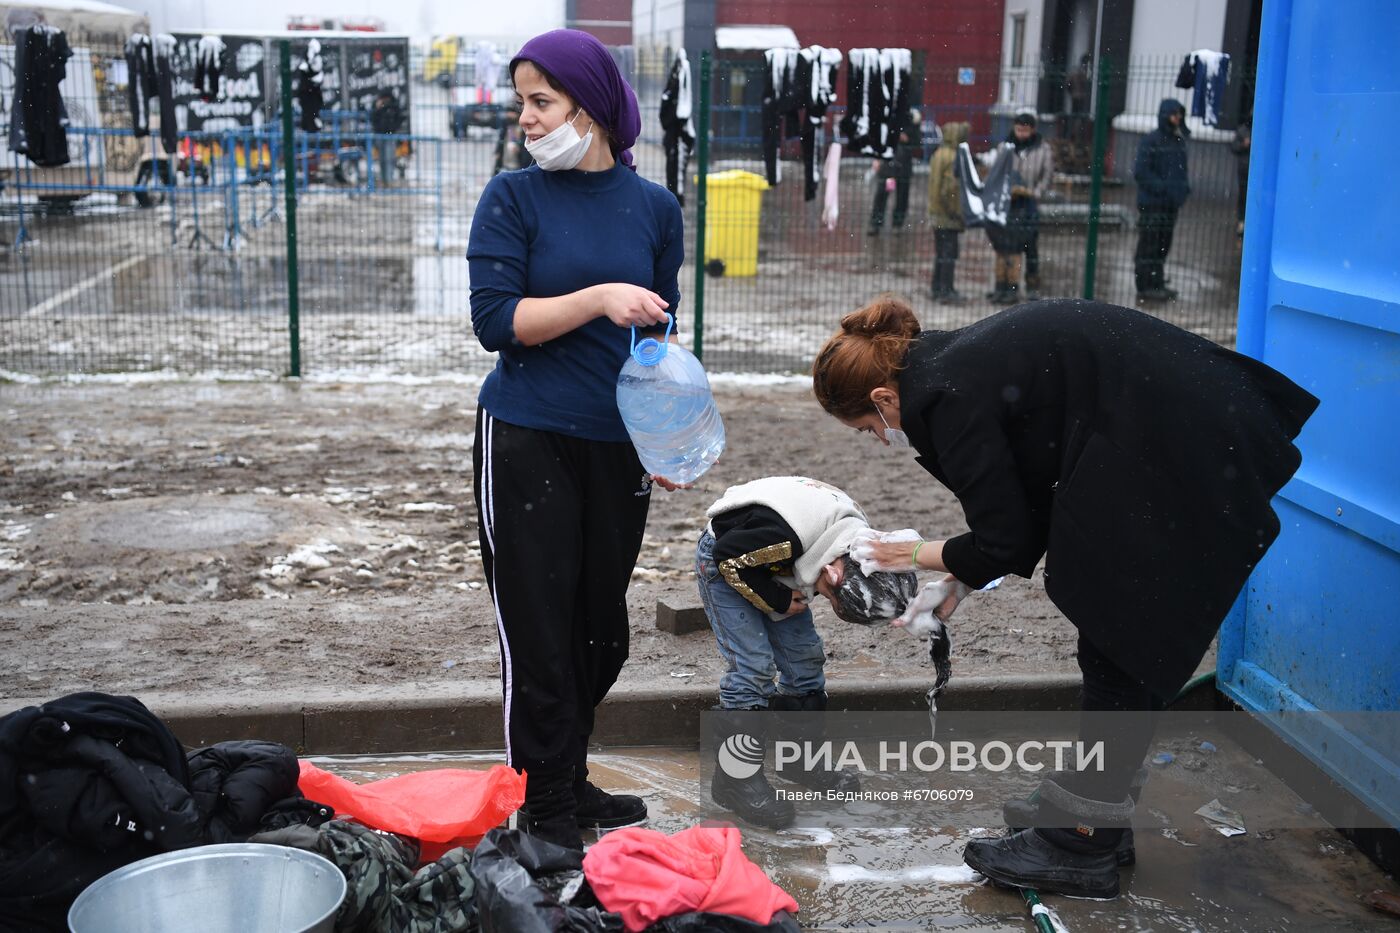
[{"xmin": 616, "ymin": 316, "xmax": 725, "ymax": 485}]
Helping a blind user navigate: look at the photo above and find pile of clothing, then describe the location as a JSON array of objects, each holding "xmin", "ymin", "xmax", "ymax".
[
  {"xmin": 0, "ymin": 692, "xmax": 802, "ymax": 933},
  {"xmin": 0, "ymin": 692, "xmax": 331, "ymax": 930}
]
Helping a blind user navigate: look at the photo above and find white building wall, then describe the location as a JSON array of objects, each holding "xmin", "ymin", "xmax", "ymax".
[{"xmin": 998, "ymin": 0, "xmax": 1044, "ymax": 110}]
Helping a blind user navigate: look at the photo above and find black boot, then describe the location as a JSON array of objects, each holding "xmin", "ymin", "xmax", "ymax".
[
  {"xmin": 1002, "ymin": 767, "xmax": 1146, "ymax": 866},
  {"xmin": 517, "ymin": 766, "xmax": 583, "ymax": 851},
  {"xmin": 572, "ymin": 736, "xmax": 647, "ymax": 831},
  {"xmin": 768, "ymin": 692, "xmax": 859, "ymax": 794},
  {"xmin": 965, "ymin": 778, "xmax": 1130, "ymax": 899},
  {"xmin": 709, "ymin": 707, "xmax": 796, "ymax": 830}
]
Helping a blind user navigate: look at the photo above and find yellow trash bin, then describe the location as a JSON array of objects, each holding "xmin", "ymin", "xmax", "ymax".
[{"xmin": 704, "ymin": 169, "xmax": 769, "ymax": 277}]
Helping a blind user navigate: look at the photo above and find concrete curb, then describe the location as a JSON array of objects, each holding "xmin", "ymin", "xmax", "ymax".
[{"xmin": 0, "ymin": 674, "xmax": 1085, "ymax": 754}]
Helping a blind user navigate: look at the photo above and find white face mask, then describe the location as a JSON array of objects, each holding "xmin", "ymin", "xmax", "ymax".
[
  {"xmin": 524, "ymin": 109, "xmax": 594, "ymax": 171},
  {"xmin": 878, "ymin": 406, "xmax": 912, "ymax": 449}
]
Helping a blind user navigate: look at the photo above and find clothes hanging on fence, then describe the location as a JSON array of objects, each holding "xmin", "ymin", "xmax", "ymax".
[
  {"xmin": 839, "ymin": 48, "xmax": 911, "ymax": 160},
  {"xmin": 7, "ymin": 24, "xmax": 72, "ymax": 167},
  {"xmin": 761, "ymin": 48, "xmax": 801, "ymax": 186},
  {"xmin": 820, "ymin": 141, "xmax": 842, "ymax": 230},
  {"xmin": 195, "ymin": 35, "xmax": 226, "ymax": 102},
  {"xmin": 296, "ymin": 38, "xmax": 326, "ymax": 132},
  {"xmin": 1183, "ymin": 50, "xmax": 1230, "ymax": 126},
  {"xmin": 956, "ymin": 141, "xmax": 1015, "ymax": 230},
  {"xmin": 659, "ymin": 49, "xmax": 695, "ymax": 205},
  {"xmin": 125, "ymin": 32, "xmax": 178, "ymax": 155},
  {"xmin": 762, "ymin": 45, "xmax": 842, "ymax": 200}
]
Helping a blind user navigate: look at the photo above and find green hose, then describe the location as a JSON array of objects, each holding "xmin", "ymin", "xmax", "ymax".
[
  {"xmin": 1169, "ymin": 670, "xmax": 1218, "ymax": 707},
  {"xmin": 1020, "ymin": 888, "xmax": 1059, "ymax": 933}
]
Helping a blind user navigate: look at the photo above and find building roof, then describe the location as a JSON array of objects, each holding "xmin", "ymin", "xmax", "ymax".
[{"xmin": 715, "ymin": 25, "xmax": 799, "ymax": 51}]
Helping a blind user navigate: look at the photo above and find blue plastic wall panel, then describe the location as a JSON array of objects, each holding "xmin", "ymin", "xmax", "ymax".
[{"xmin": 1217, "ymin": 0, "xmax": 1400, "ymax": 823}]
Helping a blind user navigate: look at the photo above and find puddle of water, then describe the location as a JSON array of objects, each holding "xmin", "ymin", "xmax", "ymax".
[{"xmin": 315, "ymin": 741, "xmax": 1398, "ymax": 931}]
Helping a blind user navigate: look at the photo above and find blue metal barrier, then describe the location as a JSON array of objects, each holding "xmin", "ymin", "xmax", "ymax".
[{"xmin": 1219, "ymin": 0, "xmax": 1400, "ymax": 827}]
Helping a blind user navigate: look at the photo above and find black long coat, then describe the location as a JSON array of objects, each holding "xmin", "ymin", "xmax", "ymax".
[{"xmin": 897, "ymin": 300, "xmax": 1317, "ymax": 698}]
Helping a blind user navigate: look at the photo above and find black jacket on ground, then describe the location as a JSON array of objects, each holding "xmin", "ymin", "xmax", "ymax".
[
  {"xmin": 187, "ymin": 740, "xmax": 324, "ymax": 843},
  {"xmin": 1133, "ymin": 98, "xmax": 1190, "ymax": 209},
  {"xmin": 0, "ymin": 695, "xmax": 323, "ymax": 932},
  {"xmin": 0, "ymin": 693, "xmax": 200, "ymax": 931},
  {"xmin": 896, "ymin": 300, "xmax": 1317, "ymax": 698}
]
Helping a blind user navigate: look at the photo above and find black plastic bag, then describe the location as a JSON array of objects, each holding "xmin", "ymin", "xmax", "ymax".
[{"xmin": 470, "ymin": 829, "xmax": 623, "ymax": 933}]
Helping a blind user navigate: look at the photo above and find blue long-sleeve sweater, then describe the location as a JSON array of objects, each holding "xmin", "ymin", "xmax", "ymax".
[{"xmin": 468, "ymin": 162, "xmax": 685, "ymax": 442}]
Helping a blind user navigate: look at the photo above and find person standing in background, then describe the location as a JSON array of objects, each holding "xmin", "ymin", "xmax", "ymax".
[
  {"xmin": 370, "ymin": 92, "xmax": 404, "ymax": 187},
  {"xmin": 868, "ymin": 108, "xmax": 921, "ymax": 236},
  {"xmin": 928, "ymin": 121, "xmax": 969, "ymax": 303},
  {"xmin": 1133, "ymin": 99, "xmax": 1190, "ymax": 301},
  {"xmin": 990, "ymin": 112, "xmax": 1054, "ymax": 304}
]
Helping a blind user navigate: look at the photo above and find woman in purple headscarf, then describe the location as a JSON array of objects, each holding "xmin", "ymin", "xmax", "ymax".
[{"xmin": 466, "ymin": 29, "xmax": 685, "ymax": 850}]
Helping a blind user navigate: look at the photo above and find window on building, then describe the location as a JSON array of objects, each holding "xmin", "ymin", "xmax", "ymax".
[{"xmin": 1010, "ymin": 14, "xmax": 1027, "ymax": 68}]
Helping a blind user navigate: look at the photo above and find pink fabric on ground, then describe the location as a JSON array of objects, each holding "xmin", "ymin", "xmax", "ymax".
[{"xmin": 583, "ymin": 824, "xmax": 798, "ymax": 932}]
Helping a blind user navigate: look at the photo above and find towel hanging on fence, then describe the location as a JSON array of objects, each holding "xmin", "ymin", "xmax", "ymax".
[
  {"xmin": 659, "ymin": 49, "xmax": 695, "ymax": 204},
  {"xmin": 195, "ymin": 35, "xmax": 226, "ymax": 102},
  {"xmin": 821, "ymin": 141, "xmax": 842, "ymax": 230},
  {"xmin": 7, "ymin": 24, "xmax": 71, "ymax": 167}
]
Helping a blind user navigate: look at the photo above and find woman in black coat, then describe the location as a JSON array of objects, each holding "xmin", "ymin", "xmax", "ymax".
[{"xmin": 811, "ymin": 296, "xmax": 1317, "ymax": 899}]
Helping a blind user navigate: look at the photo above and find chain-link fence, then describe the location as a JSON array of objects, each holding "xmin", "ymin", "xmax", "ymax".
[{"xmin": 2, "ymin": 39, "xmax": 1249, "ymax": 377}]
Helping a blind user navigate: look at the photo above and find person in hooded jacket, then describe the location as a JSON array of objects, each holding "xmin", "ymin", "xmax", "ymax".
[
  {"xmin": 810, "ymin": 295, "xmax": 1317, "ymax": 900},
  {"xmin": 1133, "ymin": 98, "xmax": 1190, "ymax": 300},
  {"xmin": 927, "ymin": 121, "xmax": 969, "ymax": 303},
  {"xmin": 989, "ymin": 112, "xmax": 1054, "ymax": 304}
]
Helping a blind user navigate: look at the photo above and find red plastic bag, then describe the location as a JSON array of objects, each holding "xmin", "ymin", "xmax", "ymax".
[{"xmin": 298, "ymin": 760, "xmax": 525, "ymax": 862}]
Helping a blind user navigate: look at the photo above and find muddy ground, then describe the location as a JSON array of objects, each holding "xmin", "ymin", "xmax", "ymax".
[{"xmin": 0, "ymin": 378, "xmax": 1109, "ymax": 703}]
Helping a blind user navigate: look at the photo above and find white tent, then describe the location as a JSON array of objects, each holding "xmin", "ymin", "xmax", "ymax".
[{"xmin": 2, "ymin": 0, "xmax": 150, "ymax": 46}]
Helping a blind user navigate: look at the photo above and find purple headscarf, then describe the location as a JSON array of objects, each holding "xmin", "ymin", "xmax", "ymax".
[{"xmin": 511, "ymin": 29, "xmax": 641, "ymax": 170}]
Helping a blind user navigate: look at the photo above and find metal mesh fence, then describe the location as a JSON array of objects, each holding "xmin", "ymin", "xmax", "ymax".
[{"xmin": 1, "ymin": 40, "xmax": 1248, "ymax": 378}]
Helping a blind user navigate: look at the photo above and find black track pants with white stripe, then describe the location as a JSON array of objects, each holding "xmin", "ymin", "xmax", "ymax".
[{"xmin": 473, "ymin": 409, "xmax": 652, "ymax": 773}]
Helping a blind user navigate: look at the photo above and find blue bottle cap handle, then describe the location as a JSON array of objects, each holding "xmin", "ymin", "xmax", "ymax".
[{"xmin": 630, "ymin": 314, "xmax": 675, "ymax": 367}]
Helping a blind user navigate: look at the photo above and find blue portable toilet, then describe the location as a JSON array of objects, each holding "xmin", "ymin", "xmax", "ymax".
[{"xmin": 1218, "ymin": 0, "xmax": 1400, "ymax": 827}]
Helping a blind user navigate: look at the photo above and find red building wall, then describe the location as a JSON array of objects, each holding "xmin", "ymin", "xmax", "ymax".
[
  {"xmin": 715, "ymin": 0, "xmax": 1003, "ymax": 117},
  {"xmin": 571, "ymin": 0, "xmax": 634, "ymax": 46}
]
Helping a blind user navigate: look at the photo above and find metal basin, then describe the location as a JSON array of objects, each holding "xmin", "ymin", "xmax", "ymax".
[{"xmin": 68, "ymin": 843, "xmax": 346, "ymax": 933}]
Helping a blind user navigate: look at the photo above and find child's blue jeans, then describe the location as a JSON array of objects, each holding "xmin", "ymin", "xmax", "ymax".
[{"xmin": 696, "ymin": 530, "xmax": 826, "ymax": 709}]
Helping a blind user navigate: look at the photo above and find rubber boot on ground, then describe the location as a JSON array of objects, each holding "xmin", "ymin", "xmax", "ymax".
[
  {"xmin": 964, "ymin": 777, "xmax": 1130, "ymax": 899},
  {"xmin": 1003, "ymin": 767, "xmax": 1147, "ymax": 866},
  {"xmin": 768, "ymin": 691, "xmax": 860, "ymax": 794},
  {"xmin": 710, "ymin": 707, "xmax": 796, "ymax": 830}
]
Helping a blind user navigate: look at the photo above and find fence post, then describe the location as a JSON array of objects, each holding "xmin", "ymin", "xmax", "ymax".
[
  {"xmin": 692, "ymin": 50, "xmax": 711, "ymax": 362},
  {"xmin": 1082, "ymin": 55, "xmax": 1112, "ymax": 301},
  {"xmin": 279, "ymin": 40, "xmax": 302, "ymax": 378}
]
